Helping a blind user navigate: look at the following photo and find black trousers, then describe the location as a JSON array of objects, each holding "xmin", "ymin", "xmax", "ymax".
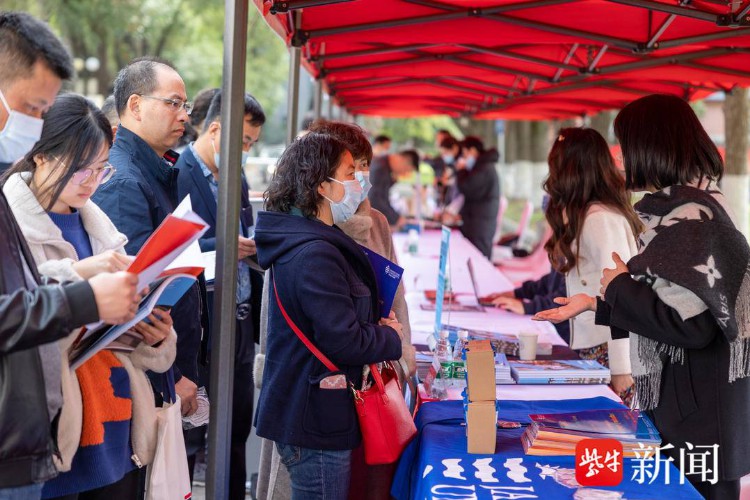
[
  {"xmin": 48, "ymin": 468, "xmax": 142, "ymax": 500},
  {"xmin": 190, "ymin": 315, "xmax": 255, "ymax": 500},
  {"xmin": 690, "ymin": 478, "xmax": 740, "ymax": 500}
]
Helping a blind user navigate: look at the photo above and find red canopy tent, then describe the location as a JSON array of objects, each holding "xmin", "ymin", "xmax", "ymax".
[
  {"xmin": 201, "ymin": 2, "xmax": 750, "ymax": 497},
  {"xmin": 254, "ymin": 0, "xmax": 750, "ymax": 119}
]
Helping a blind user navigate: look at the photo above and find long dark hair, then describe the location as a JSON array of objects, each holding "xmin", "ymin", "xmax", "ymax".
[
  {"xmin": 264, "ymin": 132, "xmax": 348, "ymax": 217},
  {"xmin": 3, "ymin": 93, "xmax": 113, "ymax": 211},
  {"xmin": 544, "ymin": 127, "xmax": 641, "ymax": 273},
  {"xmin": 614, "ymin": 94, "xmax": 723, "ymax": 190}
]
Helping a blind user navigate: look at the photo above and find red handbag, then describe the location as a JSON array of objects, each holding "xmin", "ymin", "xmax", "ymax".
[{"xmin": 273, "ymin": 276, "xmax": 416, "ymax": 465}]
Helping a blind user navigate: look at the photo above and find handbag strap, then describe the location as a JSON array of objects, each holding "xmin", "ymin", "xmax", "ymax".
[{"xmin": 272, "ymin": 271, "xmax": 340, "ymax": 373}]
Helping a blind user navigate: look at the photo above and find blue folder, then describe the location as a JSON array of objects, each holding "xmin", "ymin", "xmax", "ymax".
[{"xmin": 360, "ymin": 245, "xmax": 404, "ymax": 318}]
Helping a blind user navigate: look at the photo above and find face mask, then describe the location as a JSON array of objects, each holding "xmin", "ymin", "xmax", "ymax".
[
  {"xmin": 465, "ymin": 155, "xmax": 477, "ymax": 171},
  {"xmin": 0, "ymin": 90, "xmax": 44, "ymax": 164},
  {"xmin": 354, "ymin": 171, "xmax": 371, "ymax": 203},
  {"xmin": 441, "ymin": 153, "xmax": 455, "ymax": 164},
  {"xmin": 211, "ymin": 138, "xmax": 249, "ymax": 169},
  {"xmin": 323, "ymin": 177, "xmax": 363, "ymax": 225}
]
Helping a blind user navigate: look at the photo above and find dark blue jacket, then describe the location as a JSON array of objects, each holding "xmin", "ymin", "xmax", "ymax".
[
  {"xmin": 254, "ymin": 211, "xmax": 402, "ymax": 450},
  {"xmin": 92, "ymin": 125, "xmax": 203, "ymax": 384},
  {"xmin": 175, "ymin": 146, "xmax": 261, "ymax": 364},
  {"xmin": 514, "ymin": 270, "xmax": 570, "ymax": 344}
]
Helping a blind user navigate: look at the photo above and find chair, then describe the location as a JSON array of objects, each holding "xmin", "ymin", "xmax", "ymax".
[
  {"xmin": 495, "ymin": 225, "xmax": 553, "ymax": 284},
  {"xmin": 495, "ymin": 200, "xmax": 534, "ymax": 248},
  {"xmin": 492, "ymin": 195, "xmax": 509, "ymax": 245}
]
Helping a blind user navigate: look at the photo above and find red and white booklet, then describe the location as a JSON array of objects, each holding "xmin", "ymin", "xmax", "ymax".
[
  {"xmin": 75, "ymin": 196, "xmax": 209, "ymax": 353},
  {"xmin": 128, "ymin": 195, "xmax": 208, "ymax": 291}
]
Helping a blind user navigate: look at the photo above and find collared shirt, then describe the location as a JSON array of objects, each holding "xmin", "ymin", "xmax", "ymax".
[{"xmin": 190, "ymin": 143, "xmax": 251, "ymax": 304}]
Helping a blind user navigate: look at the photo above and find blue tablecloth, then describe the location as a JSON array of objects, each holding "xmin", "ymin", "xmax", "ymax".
[{"xmin": 391, "ymin": 397, "xmax": 703, "ymax": 499}]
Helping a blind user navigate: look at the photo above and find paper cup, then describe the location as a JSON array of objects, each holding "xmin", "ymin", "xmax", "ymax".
[{"xmin": 518, "ymin": 331, "xmax": 539, "ymax": 361}]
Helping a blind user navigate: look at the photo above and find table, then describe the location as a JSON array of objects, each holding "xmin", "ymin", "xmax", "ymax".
[
  {"xmin": 391, "ymin": 229, "xmax": 701, "ymax": 499},
  {"xmin": 393, "ymin": 230, "xmax": 563, "ymax": 350}
]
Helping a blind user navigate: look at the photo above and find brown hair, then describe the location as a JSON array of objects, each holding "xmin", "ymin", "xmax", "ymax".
[{"xmin": 543, "ymin": 127, "xmax": 642, "ymax": 273}]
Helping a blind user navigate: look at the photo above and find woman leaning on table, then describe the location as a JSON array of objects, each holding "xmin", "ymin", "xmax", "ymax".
[
  {"xmin": 541, "ymin": 127, "xmax": 641, "ymax": 404},
  {"xmin": 535, "ymin": 94, "xmax": 750, "ymax": 500},
  {"xmin": 253, "ymin": 132, "xmax": 403, "ymax": 500},
  {"xmin": 2, "ymin": 93, "xmax": 176, "ymax": 500}
]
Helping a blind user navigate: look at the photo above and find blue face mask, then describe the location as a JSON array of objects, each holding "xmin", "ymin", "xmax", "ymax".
[
  {"xmin": 465, "ymin": 155, "xmax": 477, "ymax": 171},
  {"xmin": 324, "ymin": 177, "xmax": 363, "ymax": 225},
  {"xmin": 354, "ymin": 171, "xmax": 371, "ymax": 203},
  {"xmin": 441, "ymin": 153, "xmax": 455, "ymax": 164}
]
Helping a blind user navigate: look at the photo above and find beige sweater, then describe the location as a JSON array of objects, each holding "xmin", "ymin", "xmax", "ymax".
[{"xmin": 3, "ymin": 172, "xmax": 177, "ymax": 470}]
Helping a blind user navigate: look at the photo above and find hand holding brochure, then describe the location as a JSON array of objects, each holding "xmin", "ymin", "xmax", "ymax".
[
  {"xmin": 360, "ymin": 246, "xmax": 404, "ymax": 318},
  {"xmin": 71, "ymin": 196, "xmax": 208, "ymax": 370}
]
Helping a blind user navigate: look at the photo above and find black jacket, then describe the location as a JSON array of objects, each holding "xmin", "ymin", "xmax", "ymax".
[
  {"xmin": 254, "ymin": 211, "xmax": 401, "ymax": 450},
  {"xmin": 93, "ymin": 126, "xmax": 203, "ymax": 385},
  {"xmin": 368, "ymin": 154, "xmax": 400, "ymax": 225},
  {"xmin": 456, "ymin": 149, "xmax": 500, "ymax": 259},
  {"xmin": 598, "ymin": 274, "xmax": 750, "ymax": 480},
  {"xmin": 0, "ymin": 190, "xmax": 99, "ymax": 488}
]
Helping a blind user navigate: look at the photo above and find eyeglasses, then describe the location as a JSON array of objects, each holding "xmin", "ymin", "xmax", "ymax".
[
  {"xmin": 71, "ymin": 164, "xmax": 116, "ymax": 185},
  {"xmin": 138, "ymin": 95, "xmax": 193, "ymax": 115}
]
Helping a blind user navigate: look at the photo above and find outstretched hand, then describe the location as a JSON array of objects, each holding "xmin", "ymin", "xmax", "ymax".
[
  {"xmin": 532, "ymin": 294, "xmax": 596, "ymax": 324},
  {"xmin": 600, "ymin": 252, "xmax": 629, "ymax": 296}
]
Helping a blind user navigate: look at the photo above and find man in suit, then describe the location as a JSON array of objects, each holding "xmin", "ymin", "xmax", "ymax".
[{"xmin": 176, "ymin": 90, "xmax": 265, "ymax": 500}]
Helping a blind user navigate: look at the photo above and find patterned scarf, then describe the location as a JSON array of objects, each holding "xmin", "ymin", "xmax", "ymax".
[{"xmin": 627, "ymin": 183, "xmax": 750, "ymax": 410}]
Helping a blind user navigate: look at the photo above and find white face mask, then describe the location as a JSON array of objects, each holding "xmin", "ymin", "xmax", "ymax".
[
  {"xmin": 0, "ymin": 90, "xmax": 44, "ymax": 164},
  {"xmin": 211, "ymin": 137, "xmax": 250, "ymax": 169},
  {"xmin": 323, "ymin": 177, "xmax": 363, "ymax": 225},
  {"xmin": 354, "ymin": 171, "xmax": 372, "ymax": 203}
]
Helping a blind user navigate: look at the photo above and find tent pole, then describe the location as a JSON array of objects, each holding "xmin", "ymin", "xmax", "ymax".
[
  {"xmin": 313, "ymin": 79, "xmax": 322, "ymax": 120},
  {"xmin": 206, "ymin": 0, "xmax": 248, "ymax": 498},
  {"xmin": 286, "ymin": 11, "xmax": 302, "ymax": 144}
]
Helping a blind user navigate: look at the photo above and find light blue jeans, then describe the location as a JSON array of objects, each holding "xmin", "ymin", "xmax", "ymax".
[
  {"xmin": 0, "ymin": 483, "xmax": 43, "ymax": 500},
  {"xmin": 276, "ymin": 443, "xmax": 352, "ymax": 500}
]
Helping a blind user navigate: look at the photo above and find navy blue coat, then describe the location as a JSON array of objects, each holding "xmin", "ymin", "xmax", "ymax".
[
  {"xmin": 175, "ymin": 146, "xmax": 261, "ymax": 364},
  {"xmin": 92, "ymin": 126, "xmax": 203, "ymax": 384},
  {"xmin": 254, "ymin": 211, "xmax": 402, "ymax": 450}
]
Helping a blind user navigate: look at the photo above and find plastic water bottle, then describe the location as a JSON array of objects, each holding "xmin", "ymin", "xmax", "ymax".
[
  {"xmin": 432, "ymin": 330, "xmax": 452, "ymax": 399},
  {"xmin": 407, "ymin": 229, "xmax": 419, "ymax": 255},
  {"xmin": 451, "ymin": 330, "xmax": 469, "ymax": 389}
]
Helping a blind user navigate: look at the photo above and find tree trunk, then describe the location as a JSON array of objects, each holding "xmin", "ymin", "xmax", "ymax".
[
  {"xmin": 517, "ymin": 121, "xmax": 532, "ymax": 161},
  {"xmin": 589, "ymin": 111, "xmax": 613, "ymax": 143},
  {"xmin": 724, "ymin": 87, "xmax": 749, "ymax": 239},
  {"xmin": 504, "ymin": 120, "xmax": 518, "ymax": 163},
  {"xmin": 530, "ymin": 120, "xmax": 549, "ymax": 162}
]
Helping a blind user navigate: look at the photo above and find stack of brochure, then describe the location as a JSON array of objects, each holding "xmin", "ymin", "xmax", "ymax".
[
  {"xmin": 521, "ymin": 409, "xmax": 661, "ymax": 457},
  {"xmin": 494, "ymin": 352, "xmax": 514, "ymax": 384},
  {"xmin": 509, "ymin": 359, "xmax": 610, "ymax": 384}
]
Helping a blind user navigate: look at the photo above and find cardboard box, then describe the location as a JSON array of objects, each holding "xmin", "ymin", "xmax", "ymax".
[
  {"xmin": 466, "ymin": 401, "xmax": 497, "ymax": 454},
  {"xmin": 465, "ymin": 340, "xmax": 496, "ymax": 402}
]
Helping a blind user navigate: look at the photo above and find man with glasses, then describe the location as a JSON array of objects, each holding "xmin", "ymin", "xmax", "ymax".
[
  {"xmin": 176, "ymin": 90, "xmax": 265, "ymax": 500},
  {"xmin": 0, "ymin": 12, "xmax": 142, "ymax": 499},
  {"xmin": 92, "ymin": 58, "xmax": 204, "ymax": 432}
]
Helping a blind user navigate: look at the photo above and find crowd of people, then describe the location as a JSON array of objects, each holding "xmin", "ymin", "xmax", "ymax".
[{"xmin": 1, "ymin": 9, "xmax": 750, "ymax": 500}]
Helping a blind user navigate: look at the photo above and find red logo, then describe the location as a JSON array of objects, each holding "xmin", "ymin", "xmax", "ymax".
[{"xmin": 575, "ymin": 439, "xmax": 624, "ymax": 486}]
